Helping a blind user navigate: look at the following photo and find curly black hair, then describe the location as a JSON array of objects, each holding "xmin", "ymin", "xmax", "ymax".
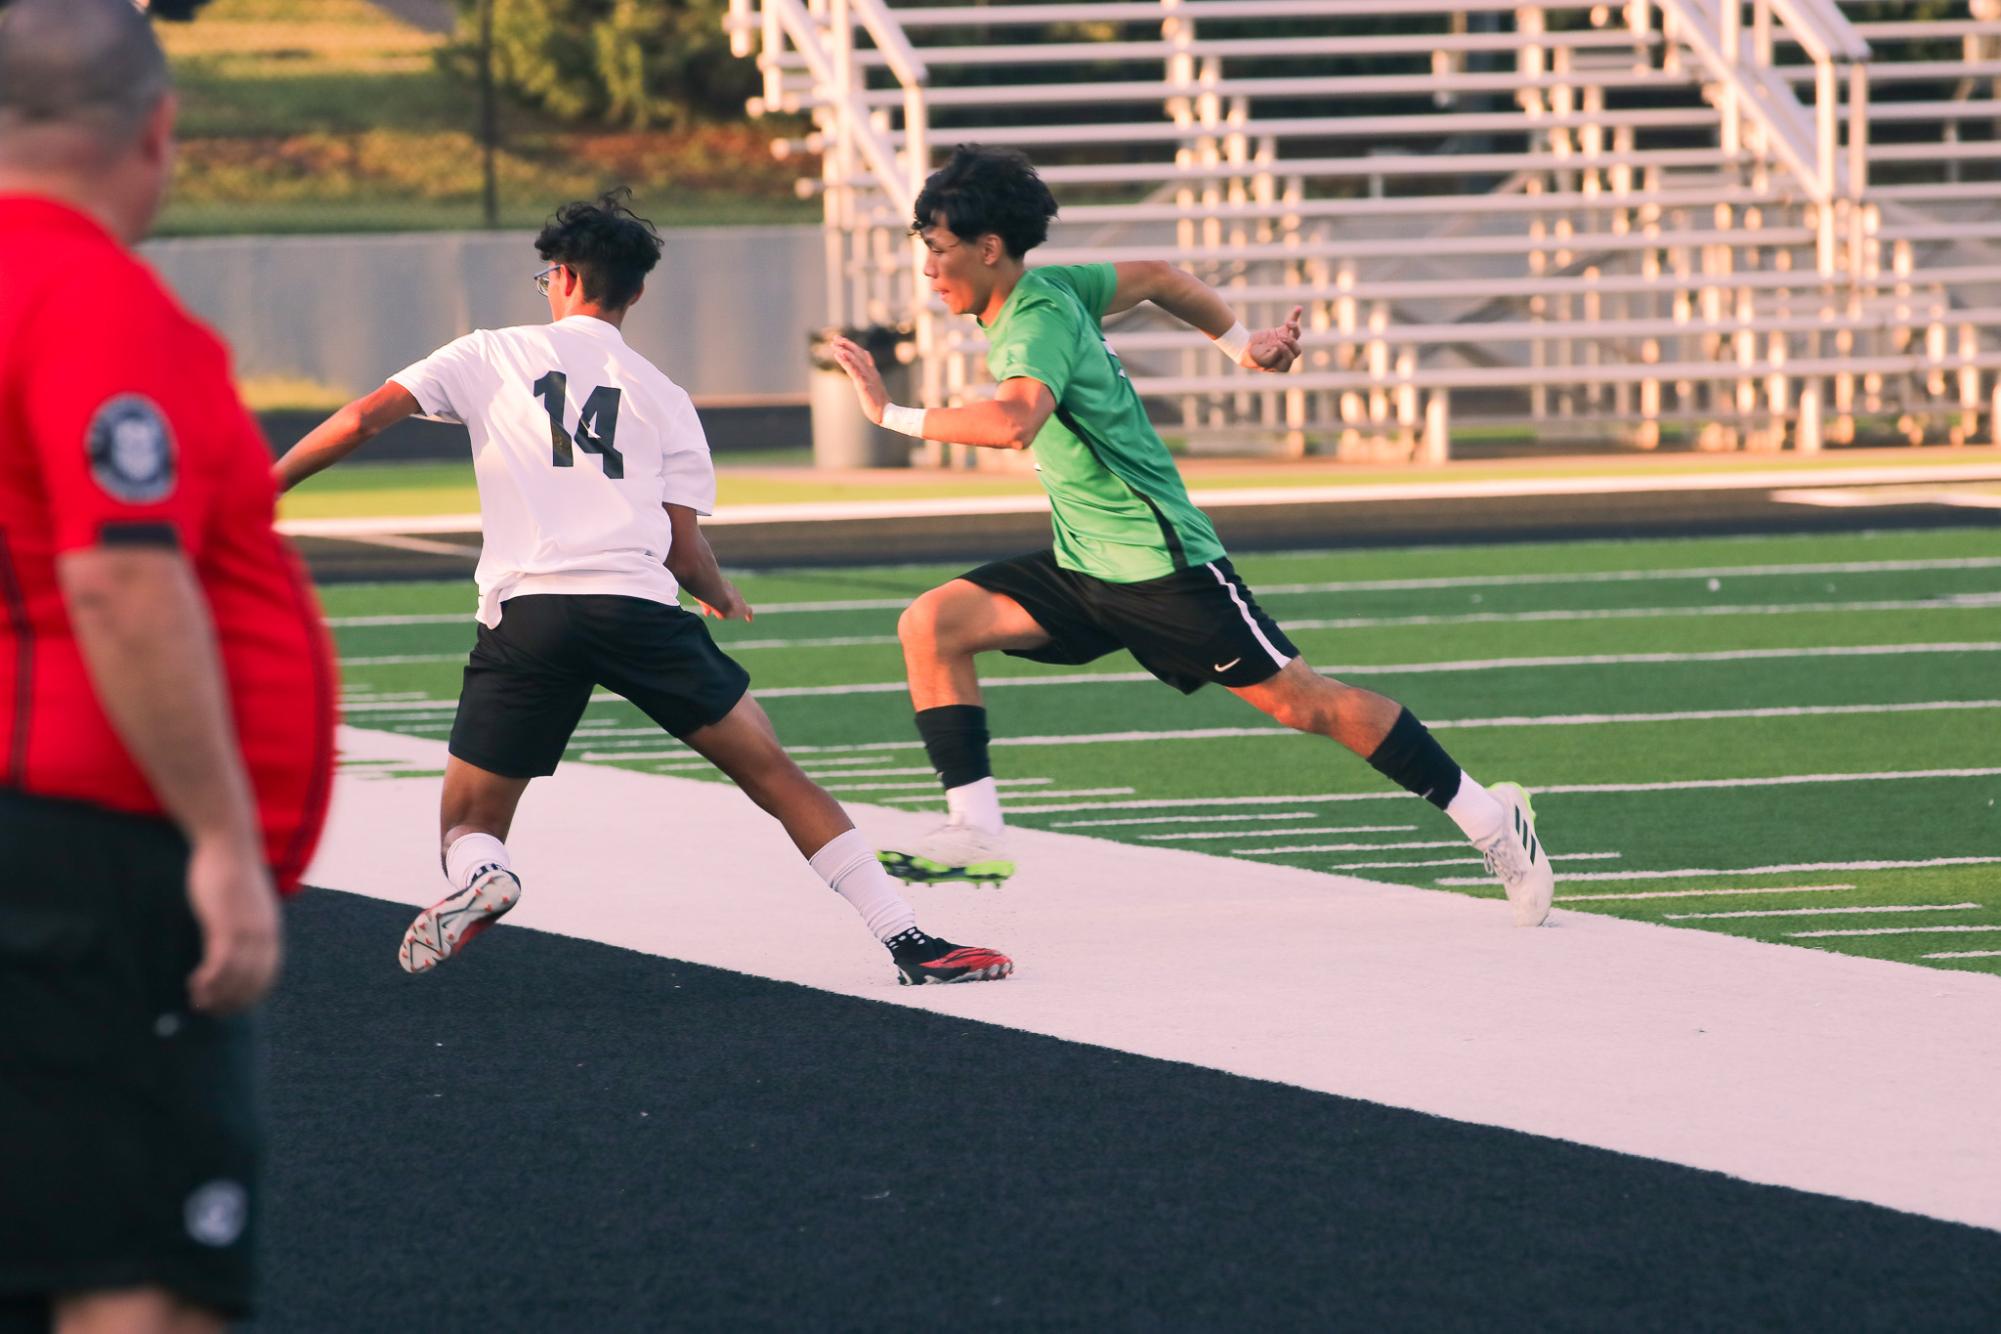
[
  {"xmin": 911, "ymin": 144, "xmax": 1058, "ymax": 259},
  {"xmin": 535, "ymin": 188, "xmax": 663, "ymax": 312}
]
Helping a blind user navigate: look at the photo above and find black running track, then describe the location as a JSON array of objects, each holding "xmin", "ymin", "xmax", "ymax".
[{"xmin": 246, "ymin": 890, "xmax": 2001, "ymax": 1332}]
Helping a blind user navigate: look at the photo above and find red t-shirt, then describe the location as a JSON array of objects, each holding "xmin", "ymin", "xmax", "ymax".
[{"xmin": 0, "ymin": 196, "xmax": 335, "ymax": 892}]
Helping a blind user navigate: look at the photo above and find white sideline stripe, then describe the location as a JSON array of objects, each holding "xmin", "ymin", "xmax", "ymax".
[
  {"xmin": 1926, "ymin": 950, "xmax": 2001, "ymax": 959},
  {"xmin": 824, "ymin": 777, "xmax": 1048, "ymax": 793},
  {"xmin": 1139, "ymin": 824, "xmax": 1418, "ymax": 841},
  {"xmin": 1664, "ymin": 902, "xmax": 1982, "ymax": 921},
  {"xmin": 1003, "ymin": 769, "xmax": 2001, "ymax": 814},
  {"xmin": 894, "ymin": 786, "xmax": 1133, "ymax": 803},
  {"xmin": 1323, "ymin": 852, "xmax": 1622, "ymax": 870},
  {"xmin": 1050, "ymin": 811, "xmax": 1326, "ymax": 828},
  {"xmin": 1436, "ymin": 856, "xmax": 2001, "ymax": 886},
  {"xmin": 311, "ymin": 725, "xmax": 2001, "ymax": 1235},
  {"xmin": 1242, "ymin": 839, "xmax": 1469, "ymax": 855},
  {"xmin": 1790, "ymin": 925, "xmax": 2001, "ymax": 939},
  {"xmin": 279, "ymin": 463, "xmax": 2001, "ymax": 540},
  {"xmin": 1560, "ymin": 884, "xmax": 1856, "ymax": 903}
]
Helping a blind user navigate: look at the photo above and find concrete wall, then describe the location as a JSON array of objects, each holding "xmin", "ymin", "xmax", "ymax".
[{"xmin": 140, "ymin": 226, "xmax": 830, "ymax": 404}]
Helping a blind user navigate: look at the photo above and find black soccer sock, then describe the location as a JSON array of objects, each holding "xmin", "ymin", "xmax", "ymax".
[
  {"xmin": 914, "ymin": 705, "xmax": 992, "ymax": 789},
  {"xmin": 1365, "ymin": 707, "xmax": 1464, "ymax": 810}
]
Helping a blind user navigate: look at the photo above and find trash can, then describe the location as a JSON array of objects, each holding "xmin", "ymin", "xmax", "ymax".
[{"xmin": 807, "ymin": 325, "xmax": 915, "ymax": 469}]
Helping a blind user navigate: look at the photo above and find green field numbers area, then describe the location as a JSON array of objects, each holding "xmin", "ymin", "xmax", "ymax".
[{"xmin": 324, "ymin": 526, "xmax": 2001, "ymax": 974}]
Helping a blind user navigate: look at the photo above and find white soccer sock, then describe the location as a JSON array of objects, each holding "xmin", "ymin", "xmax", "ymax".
[
  {"xmin": 945, "ymin": 777, "xmax": 1004, "ymax": 833},
  {"xmin": 444, "ymin": 831, "xmax": 512, "ymax": 891},
  {"xmin": 809, "ymin": 828, "xmax": 918, "ymax": 942},
  {"xmin": 1443, "ymin": 773, "xmax": 1508, "ymax": 846}
]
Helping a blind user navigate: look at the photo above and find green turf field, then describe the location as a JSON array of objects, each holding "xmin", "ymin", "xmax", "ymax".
[{"xmin": 323, "ymin": 526, "xmax": 2001, "ymax": 974}]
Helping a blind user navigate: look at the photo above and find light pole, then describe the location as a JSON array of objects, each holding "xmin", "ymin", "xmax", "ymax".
[{"xmin": 479, "ymin": 0, "xmax": 499, "ymax": 228}]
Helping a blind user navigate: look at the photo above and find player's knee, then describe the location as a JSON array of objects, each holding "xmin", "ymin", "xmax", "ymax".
[{"xmin": 897, "ymin": 591, "xmax": 952, "ymax": 654}]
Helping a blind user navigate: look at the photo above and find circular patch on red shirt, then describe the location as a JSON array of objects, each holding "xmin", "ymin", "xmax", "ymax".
[{"xmin": 86, "ymin": 393, "xmax": 177, "ymax": 504}]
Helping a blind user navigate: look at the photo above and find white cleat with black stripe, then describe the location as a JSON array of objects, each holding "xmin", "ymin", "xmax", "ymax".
[
  {"xmin": 398, "ymin": 866, "xmax": 523, "ymax": 974},
  {"xmin": 1481, "ymin": 782, "xmax": 1554, "ymax": 927}
]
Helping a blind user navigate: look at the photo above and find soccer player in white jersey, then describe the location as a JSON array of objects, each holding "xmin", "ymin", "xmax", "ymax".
[{"xmin": 273, "ymin": 191, "xmax": 1011, "ymax": 985}]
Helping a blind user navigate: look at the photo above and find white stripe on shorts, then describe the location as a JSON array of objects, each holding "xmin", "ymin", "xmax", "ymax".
[{"xmin": 1205, "ymin": 562, "xmax": 1292, "ymax": 670}]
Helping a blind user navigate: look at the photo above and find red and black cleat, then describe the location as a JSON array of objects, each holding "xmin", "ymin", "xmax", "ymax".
[{"xmin": 885, "ymin": 929, "xmax": 1013, "ymax": 986}]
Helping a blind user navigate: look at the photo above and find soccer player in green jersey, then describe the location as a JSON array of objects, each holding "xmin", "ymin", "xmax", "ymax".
[{"xmin": 829, "ymin": 145, "xmax": 1553, "ymax": 926}]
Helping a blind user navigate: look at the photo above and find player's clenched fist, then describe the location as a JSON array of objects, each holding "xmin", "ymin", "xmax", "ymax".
[{"xmin": 1241, "ymin": 305, "xmax": 1304, "ymax": 373}]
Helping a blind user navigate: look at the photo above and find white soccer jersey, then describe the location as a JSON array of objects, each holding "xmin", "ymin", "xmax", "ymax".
[{"xmin": 391, "ymin": 315, "xmax": 715, "ymax": 626}]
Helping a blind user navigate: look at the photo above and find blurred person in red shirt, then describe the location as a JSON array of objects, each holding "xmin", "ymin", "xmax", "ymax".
[{"xmin": 0, "ymin": 1, "xmax": 335, "ymax": 1330}]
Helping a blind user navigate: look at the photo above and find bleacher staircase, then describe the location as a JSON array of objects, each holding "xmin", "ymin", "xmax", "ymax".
[{"xmin": 725, "ymin": 0, "xmax": 2001, "ymax": 459}]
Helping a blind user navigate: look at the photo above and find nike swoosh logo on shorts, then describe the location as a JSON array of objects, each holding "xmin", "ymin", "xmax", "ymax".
[{"xmin": 1213, "ymin": 657, "xmax": 1242, "ymax": 672}]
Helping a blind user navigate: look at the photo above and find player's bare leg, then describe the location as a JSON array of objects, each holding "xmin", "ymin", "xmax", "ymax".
[
  {"xmin": 399, "ymin": 758, "xmax": 532, "ymax": 974},
  {"xmin": 898, "ymin": 578, "xmax": 1052, "ymax": 710},
  {"xmin": 679, "ymin": 693, "xmax": 851, "ymax": 856},
  {"xmin": 684, "ymin": 694, "xmax": 1011, "ymax": 984},
  {"xmin": 1231, "ymin": 657, "xmax": 1553, "ymax": 926},
  {"xmin": 56, "ymin": 1287, "xmax": 224, "ymax": 1334},
  {"xmin": 887, "ymin": 581, "xmax": 1051, "ymax": 887},
  {"xmin": 1226, "ymin": 656, "xmax": 1403, "ymax": 757}
]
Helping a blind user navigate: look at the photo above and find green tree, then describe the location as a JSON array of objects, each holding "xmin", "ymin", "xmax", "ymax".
[{"xmin": 456, "ymin": 0, "xmax": 754, "ymax": 129}]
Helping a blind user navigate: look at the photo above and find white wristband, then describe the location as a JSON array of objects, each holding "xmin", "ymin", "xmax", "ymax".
[
  {"xmin": 1212, "ymin": 320, "xmax": 1252, "ymax": 364},
  {"xmin": 881, "ymin": 403, "xmax": 927, "ymax": 437}
]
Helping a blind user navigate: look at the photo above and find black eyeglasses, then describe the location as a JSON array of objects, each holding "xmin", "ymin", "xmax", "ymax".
[{"xmin": 533, "ymin": 264, "xmax": 563, "ymax": 297}]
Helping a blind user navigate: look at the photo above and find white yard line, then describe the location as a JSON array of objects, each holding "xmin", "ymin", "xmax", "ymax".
[
  {"xmin": 1242, "ymin": 839, "xmax": 1471, "ymax": 855},
  {"xmin": 1004, "ymin": 770, "xmax": 2001, "ymax": 815},
  {"xmin": 1329, "ymin": 852, "xmax": 1623, "ymax": 870},
  {"xmin": 756, "ymin": 710, "xmax": 2001, "ymax": 758},
  {"xmin": 717, "ymin": 644, "xmax": 2001, "ymax": 702},
  {"xmin": 1051, "ymin": 812, "xmax": 1329, "ymax": 828},
  {"xmin": 1561, "ymin": 884, "xmax": 1856, "ymax": 902},
  {"xmin": 308, "ymin": 725, "xmax": 2001, "ymax": 1234},
  {"xmin": 1926, "ymin": 950, "xmax": 2001, "ymax": 959},
  {"xmin": 824, "ymin": 777, "xmax": 1048, "ymax": 793},
  {"xmin": 1437, "ymin": 856, "xmax": 2001, "ymax": 886},
  {"xmin": 322, "ymin": 562, "xmax": 2001, "ymax": 623},
  {"xmin": 1791, "ymin": 925, "xmax": 2001, "ymax": 938},
  {"xmin": 329, "ymin": 603, "xmax": 2001, "ymax": 662},
  {"xmin": 885, "ymin": 786, "xmax": 1135, "ymax": 802},
  {"xmin": 1664, "ymin": 903, "xmax": 1982, "ymax": 920},
  {"xmin": 1138, "ymin": 824, "xmax": 1419, "ymax": 841},
  {"xmin": 334, "ymin": 643, "xmax": 2001, "ymax": 708}
]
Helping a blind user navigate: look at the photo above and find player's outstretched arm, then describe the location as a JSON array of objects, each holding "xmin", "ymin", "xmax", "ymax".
[
  {"xmin": 664, "ymin": 503, "xmax": 752, "ymax": 621},
  {"xmin": 1108, "ymin": 261, "xmax": 1304, "ymax": 374},
  {"xmin": 827, "ymin": 335, "xmax": 1052, "ymax": 449},
  {"xmin": 270, "ymin": 381, "xmax": 422, "ymax": 493}
]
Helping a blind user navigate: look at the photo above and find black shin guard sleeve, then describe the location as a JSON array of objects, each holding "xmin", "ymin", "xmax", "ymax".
[
  {"xmin": 914, "ymin": 705, "xmax": 992, "ymax": 789},
  {"xmin": 1365, "ymin": 708, "xmax": 1464, "ymax": 810}
]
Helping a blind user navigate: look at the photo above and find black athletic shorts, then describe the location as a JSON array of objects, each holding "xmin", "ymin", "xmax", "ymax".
[
  {"xmin": 449, "ymin": 593, "xmax": 752, "ymax": 779},
  {"xmin": 962, "ymin": 549, "xmax": 1300, "ymax": 695},
  {"xmin": 0, "ymin": 792, "xmax": 260, "ymax": 1323}
]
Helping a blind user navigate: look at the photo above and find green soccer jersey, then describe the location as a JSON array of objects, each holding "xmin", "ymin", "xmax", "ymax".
[{"xmin": 980, "ymin": 263, "xmax": 1226, "ymax": 583}]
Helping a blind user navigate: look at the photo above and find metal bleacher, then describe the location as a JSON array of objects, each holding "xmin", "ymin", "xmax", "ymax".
[{"xmin": 724, "ymin": 0, "xmax": 2001, "ymax": 461}]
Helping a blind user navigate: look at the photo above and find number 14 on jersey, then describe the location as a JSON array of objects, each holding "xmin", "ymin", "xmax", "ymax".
[{"xmin": 532, "ymin": 371, "xmax": 624, "ymax": 478}]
